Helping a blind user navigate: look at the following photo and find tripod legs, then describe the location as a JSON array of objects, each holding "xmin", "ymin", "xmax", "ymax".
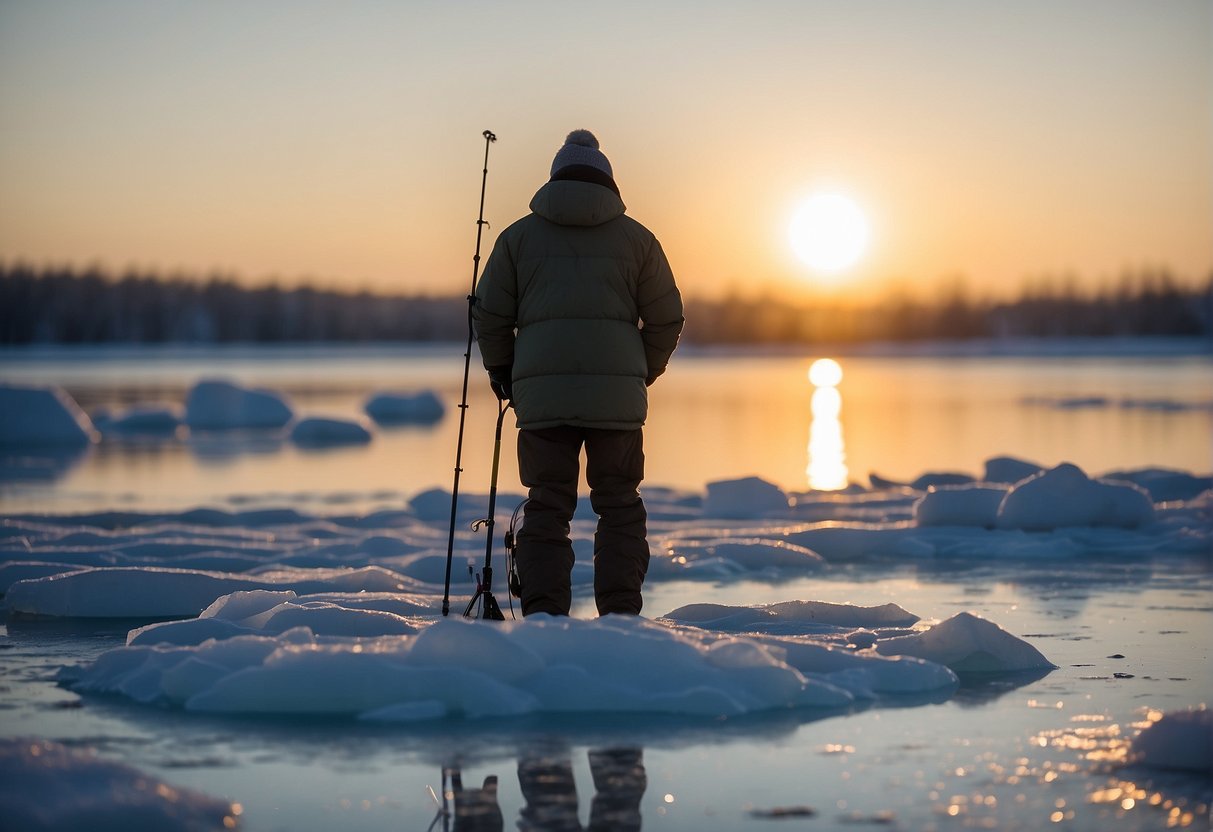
[
  {"xmin": 462, "ymin": 565, "xmax": 506, "ymax": 621},
  {"xmin": 461, "ymin": 399, "xmax": 510, "ymax": 621}
]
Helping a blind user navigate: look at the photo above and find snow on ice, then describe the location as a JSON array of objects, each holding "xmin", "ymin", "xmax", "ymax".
[{"xmin": 3, "ymin": 455, "xmax": 1210, "ymax": 722}]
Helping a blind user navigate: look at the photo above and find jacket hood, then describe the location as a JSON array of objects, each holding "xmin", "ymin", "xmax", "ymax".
[{"xmin": 529, "ymin": 180, "xmax": 626, "ymax": 227}]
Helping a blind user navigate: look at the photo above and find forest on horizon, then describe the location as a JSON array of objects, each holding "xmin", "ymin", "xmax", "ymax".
[{"xmin": 1, "ymin": 264, "xmax": 1209, "ymax": 346}]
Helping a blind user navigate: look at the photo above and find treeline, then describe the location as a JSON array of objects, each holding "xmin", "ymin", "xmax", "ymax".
[
  {"xmin": 690, "ymin": 271, "xmax": 1213, "ymax": 344},
  {"xmin": 1, "ymin": 263, "xmax": 1210, "ymax": 345},
  {"xmin": 0, "ymin": 265, "xmax": 465, "ymax": 344}
]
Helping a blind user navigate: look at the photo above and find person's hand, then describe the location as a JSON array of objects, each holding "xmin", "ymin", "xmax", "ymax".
[{"xmin": 487, "ymin": 366, "xmax": 512, "ymax": 401}]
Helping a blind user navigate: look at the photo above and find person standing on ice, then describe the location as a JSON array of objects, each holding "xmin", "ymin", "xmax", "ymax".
[{"xmin": 473, "ymin": 129, "xmax": 684, "ymax": 617}]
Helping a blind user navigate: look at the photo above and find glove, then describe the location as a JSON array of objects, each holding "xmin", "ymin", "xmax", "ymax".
[{"xmin": 487, "ymin": 366, "xmax": 512, "ymax": 401}]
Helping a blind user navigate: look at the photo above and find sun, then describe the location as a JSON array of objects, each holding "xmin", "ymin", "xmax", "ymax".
[{"xmin": 789, "ymin": 192, "xmax": 871, "ymax": 274}]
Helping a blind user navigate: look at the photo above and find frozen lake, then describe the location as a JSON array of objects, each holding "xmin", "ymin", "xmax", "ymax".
[
  {"xmin": 0, "ymin": 342, "xmax": 1210, "ymax": 831},
  {"xmin": 2, "ymin": 564, "xmax": 1209, "ymax": 830}
]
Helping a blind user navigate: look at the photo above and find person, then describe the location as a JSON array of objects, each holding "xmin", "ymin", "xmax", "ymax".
[{"xmin": 473, "ymin": 129, "xmax": 683, "ymax": 617}]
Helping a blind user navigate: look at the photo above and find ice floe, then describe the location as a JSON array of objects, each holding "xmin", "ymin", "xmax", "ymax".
[
  {"xmin": 650, "ymin": 538, "xmax": 826, "ymax": 579},
  {"xmin": 6, "ymin": 565, "xmax": 424, "ymax": 618},
  {"xmin": 61, "ymin": 613, "xmax": 959, "ymax": 719},
  {"xmin": 703, "ymin": 477, "xmax": 789, "ymax": 519},
  {"xmin": 914, "ymin": 484, "xmax": 1008, "ymax": 527},
  {"xmin": 91, "ymin": 402, "xmax": 183, "ymax": 437},
  {"xmin": 1129, "ymin": 707, "xmax": 1212, "ymax": 772},
  {"xmin": 184, "ymin": 378, "xmax": 293, "ymax": 429},
  {"xmin": 663, "ymin": 604, "xmax": 1052, "ymax": 673},
  {"xmin": 982, "ymin": 455, "xmax": 1044, "ymax": 484},
  {"xmin": 127, "ymin": 589, "xmax": 431, "ymax": 645},
  {"xmin": 662, "ymin": 600, "xmax": 918, "ymax": 632},
  {"xmin": 0, "ymin": 383, "xmax": 98, "ymax": 447},
  {"xmin": 289, "ymin": 416, "xmax": 373, "ymax": 447},
  {"xmin": 1024, "ymin": 394, "xmax": 1213, "ymax": 413},
  {"xmin": 1100, "ymin": 468, "xmax": 1213, "ymax": 503},
  {"xmin": 47, "ymin": 587, "xmax": 1055, "ymax": 719},
  {"xmin": 364, "ymin": 390, "xmax": 445, "ymax": 425},
  {"xmin": 995, "ymin": 463, "xmax": 1154, "ymax": 530},
  {"xmin": 873, "ymin": 611, "xmax": 1055, "ymax": 673},
  {"xmin": 870, "ymin": 471, "xmax": 975, "ymax": 490},
  {"xmin": 913, "ymin": 463, "xmax": 1158, "ymax": 530},
  {"xmin": 0, "ymin": 737, "xmax": 239, "ymax": 831}
]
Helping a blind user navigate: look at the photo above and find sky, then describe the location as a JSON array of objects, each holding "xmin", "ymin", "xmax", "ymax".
[{"xmin": 0, "ymin": 0, "xmax": 1209, "ymax": 301}]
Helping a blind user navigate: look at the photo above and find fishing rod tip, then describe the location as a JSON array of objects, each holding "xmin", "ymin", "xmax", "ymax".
[{"xmin": 483, "ymin": 129, "xmax": 497, "ymax": 142}]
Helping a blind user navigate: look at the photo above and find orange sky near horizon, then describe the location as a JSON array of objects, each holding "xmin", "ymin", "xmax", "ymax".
[{"xmin": 0, "ymin": 1, "xmax": 1209, "ymax": 302}]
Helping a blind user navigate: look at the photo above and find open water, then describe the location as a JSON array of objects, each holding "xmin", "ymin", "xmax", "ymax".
[{"xmin": 1, "ymin": 341, "xmax": 1210, "ymax": 513}]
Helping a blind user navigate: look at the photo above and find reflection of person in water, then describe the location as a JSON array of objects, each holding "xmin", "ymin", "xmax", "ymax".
[
  {"xmin": 518, "ymin": 748, "xmax": 647, "ymax": 832},
  {"xmin": 446, "ymin": 768, "xmax": 505, "ymax": 832},
  {"xmin": 442, "ymin": 747, "xmax": 647, "ymax": 832}
]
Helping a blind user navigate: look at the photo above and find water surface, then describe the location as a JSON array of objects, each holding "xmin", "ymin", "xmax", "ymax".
[{"xmin": 2, "ymin": 344, "xmax": 1209, "ymax": 513}]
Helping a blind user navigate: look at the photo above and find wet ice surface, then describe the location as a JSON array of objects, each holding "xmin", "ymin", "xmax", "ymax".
[
  {"xmin": 1, "ymin": 536, "xmax": 1210, "ymax": 828},
  {"xmin": 0, "ymin": 567, "xmax": 1209, "ymax": 830}
]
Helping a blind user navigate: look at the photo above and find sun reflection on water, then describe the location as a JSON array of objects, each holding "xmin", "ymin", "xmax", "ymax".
[{"xmin": 807, "ymin": 359, "xmax": 849, "ymax": 490}]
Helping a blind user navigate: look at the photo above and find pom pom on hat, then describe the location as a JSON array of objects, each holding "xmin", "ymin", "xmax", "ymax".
[
  {"xmin": 564, "ymin": 129, "xmax": 600, "ymax": 150},
  {"xmin": 550, "ymin": 129, "xmax": 613, "ymax": 178}
]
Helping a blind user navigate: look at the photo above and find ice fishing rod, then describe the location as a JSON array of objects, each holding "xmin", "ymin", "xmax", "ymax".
[{"xmin": 442, "ymin": 129, "xmax": 497, "ymax": 618}]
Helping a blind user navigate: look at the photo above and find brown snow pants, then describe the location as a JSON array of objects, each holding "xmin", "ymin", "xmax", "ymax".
[{"xmin": 515, "ymin": 425, "xmax": 649, "ymax": 617}]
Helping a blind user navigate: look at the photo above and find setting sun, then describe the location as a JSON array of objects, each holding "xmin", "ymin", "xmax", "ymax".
[{"xmin": 789, "ymin": 193, "xmax": 871, "ymax": 275}]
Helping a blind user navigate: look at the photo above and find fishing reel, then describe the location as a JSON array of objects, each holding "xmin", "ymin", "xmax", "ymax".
[{"xmin": 504, "ymin": 499, "xmax": 527, "ymax": 598}]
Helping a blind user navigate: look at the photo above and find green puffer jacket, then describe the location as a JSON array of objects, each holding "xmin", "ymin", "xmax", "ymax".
[{"xmin": 473, "ymin": 179, "xmax": 684, "ymax": 430}]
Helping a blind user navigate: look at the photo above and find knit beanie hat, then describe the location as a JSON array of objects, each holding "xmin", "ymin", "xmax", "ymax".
[{"xmin": 549, "ymin": 129, "xmax": 613, "ymax": 178}]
